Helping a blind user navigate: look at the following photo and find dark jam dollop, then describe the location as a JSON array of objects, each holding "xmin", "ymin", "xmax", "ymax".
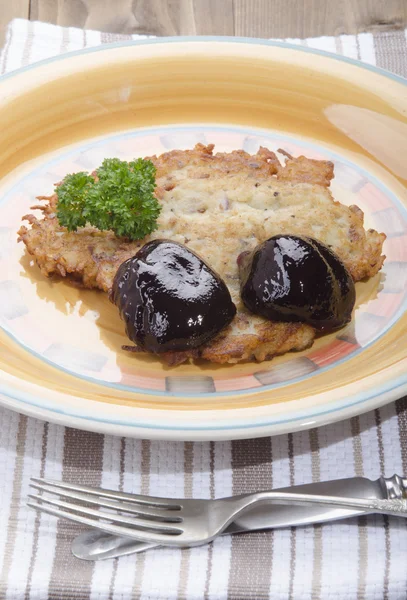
[
  {"xmin": 238, "ymin": 235, "xmax": 355, "ymax": 332},
  {"xmin": 111, "ymin": 239, "xmax": 236, "ymax": 353}
]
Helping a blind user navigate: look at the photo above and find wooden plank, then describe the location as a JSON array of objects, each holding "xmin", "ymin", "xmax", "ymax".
[
  {"xmin": 234, "ymin": 0, "xmax": 407, "ymax": 39},
  {"xmin": 89, "ymin": 0, "xmax": 234, "ymax": 35},
  {"xmin": 349, "ymin": 0, "xmax": 407, "ymax": 32},
  {"xmin": 0, "ymin": 0, "xmax": 29, "ymax": 50},
  {"xmin": 30, "ymin": 0, "xmax": 87, "ymax": 28},
  {"xmin": 191, "ymin": 0, "xmax": 234, "ymax": 36},
  {"xmin": 29, "ymin": 0, "xmax": 407, "ymax": 38},
  {"xmin": 30, "ymin": 0, "xmax": 234, "ymax": 35},
  {"xmin": 129, "ymin": 0, "xmax": 196, "ymax": 36}
]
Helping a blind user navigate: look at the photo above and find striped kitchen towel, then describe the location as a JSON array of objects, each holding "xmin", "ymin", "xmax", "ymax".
[{"xmin": 0, "ymin": 17, "xmax": 407, "ymax": 600}]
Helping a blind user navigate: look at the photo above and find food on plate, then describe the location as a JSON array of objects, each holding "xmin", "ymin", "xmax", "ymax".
[
  {"xmin": 111, "ymin": 239, "xmax": 236, "ymax": 353},
  {"xmin": 18, "ymin": 143, "xmax": 386, "ymax": 365},
  {"xmin": 238, "ymin": 235, "xmax": 355, "ymax": 332}
]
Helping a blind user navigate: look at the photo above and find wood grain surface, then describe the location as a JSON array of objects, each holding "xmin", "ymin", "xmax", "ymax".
[
  {"xmin": 0, "ymin": 0, "xmax": 29, "ymax": 48},
  {"xmin": 1, "ymin": 0, "xmax": 406, "ymax": 47}
]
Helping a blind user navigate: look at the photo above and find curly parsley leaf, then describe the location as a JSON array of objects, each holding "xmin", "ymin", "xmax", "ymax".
[
  {"xmin": 56, "ymin": 172, "xmax": 94, "ymax": 231},
  {"xmin": 56, "ymin": 158, "xmax": 160, "ymax": 240}
]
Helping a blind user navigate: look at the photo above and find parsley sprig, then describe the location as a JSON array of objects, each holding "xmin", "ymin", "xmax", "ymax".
[{"xmin": 56, "ymin": 158, "xmax": 160, "ymax": 240}]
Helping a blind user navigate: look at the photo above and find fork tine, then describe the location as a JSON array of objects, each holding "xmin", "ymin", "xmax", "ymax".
[
  {"xmin": 30, "ymin": 478, "xmax": 182, "ymax": 510},
  {"xmin": 28, "ymin": 494, "xmax": 183, "ymax": 534},
  {"xmin": 29, "ymin": 482, "xmax": 182, "ymax": 523},
  {"xmin": 27, "ymin": 499, "xmax": 182, "ymax": 545}
]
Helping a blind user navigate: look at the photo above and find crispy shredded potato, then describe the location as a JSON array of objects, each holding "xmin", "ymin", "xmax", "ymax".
[{"xmin": 18, "ymin": 144, "xmax": 386, "ymax": 365}]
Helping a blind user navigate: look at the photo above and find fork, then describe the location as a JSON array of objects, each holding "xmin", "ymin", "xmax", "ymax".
[{"xmin": 28, "ymin": 477, "xmax": 407, "ymax": 548}]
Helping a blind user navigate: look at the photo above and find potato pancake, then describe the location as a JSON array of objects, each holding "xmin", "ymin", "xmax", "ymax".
[{"xmin": 18, "ymin": 144, "xmax": 385, "ymax": 365}]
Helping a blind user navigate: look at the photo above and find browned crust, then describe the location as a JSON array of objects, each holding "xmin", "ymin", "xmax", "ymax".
[
  {"xmin": 148, "ymin": 142, "xmax": 281, "ymax": 179},
  {"xmin": 200, "ymin": 320, "xmax": 315, "ymax": 364},
  {"xmin": 277, "ymin": 149, "xmax": 335, "ymax": 187}
]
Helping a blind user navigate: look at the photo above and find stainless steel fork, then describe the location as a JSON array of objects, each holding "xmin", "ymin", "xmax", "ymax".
[
  {"xmin": 28, "ymin": 476, "xmax": 407, "ymax": 548},
  {"xmin": 71, "ymin": 474, "xmax": 407, "ymax": 560}
]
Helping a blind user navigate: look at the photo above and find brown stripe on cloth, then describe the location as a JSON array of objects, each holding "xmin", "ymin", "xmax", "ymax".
[
  {"xmin": 204, "ymin": 441, "xmax": 215, "ymax": 600},
  {"xmin": 374, "ymin": 409, "xmax": 390, "ymax": 600},
  {"xmin": 227, "ymin": 437, "xmax": 273, "ymax": 600},
  {"xmin": 131, "ymin": 439, "xmax": 151, "ymax": 599},
  {"xmin": 395, "ymin": 398, "xmax": 407, "ymax": 473},
  {"xmin": 334, "ymin": 35, "xmax": 343, "ymax": 56},
  {"xmin": 24, "ymin": 422, "xmax": 49, "ymax": 600},
  {"xmin": 1, "ymin": 22, "xmax": 13, "ymax": 74},
  {"xmin": 177, "ymin": 442, "xmax": 194, "ymax": 599},
  {"xmin": 107, "ymin": 437, "xmax": 126, "ymax": 600},
  {"xmin": 350, "ymin": 417, "xmax": 368, "ymax": 600},
  {"xmin": 288, "ymin": 433, "xmax": 296, "ymax": 600},
  {"xmin": 101, "ymin": 32, "xmax": 133, "ymax": 44},
  {"xmin": 395, "ymin": 398, "xmax": 407, "ymax": 542},
  {"xmin": 0, "ymin": 416, "xmax": 28, "ymax": 596},
  {"xmin": 59, "ymin": 23, "xmax": 70, "ymax": 55},
  {"xmin": 373, "ymin": 31, "xmax": 407, "ymax": 78},
  {"xmin": 47, "ymin": 428, "xmax": 104, "ymax": 600},
  {"xmin": 21, "ymin": 20, "xmax": 34, "ymax": 67},
  {"xmin": 309, "ymin": 429, "xmax": 323, "ymax": 600}
]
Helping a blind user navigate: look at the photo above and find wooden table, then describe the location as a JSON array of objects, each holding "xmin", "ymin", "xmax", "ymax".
[{"xmin": 2, "ymin": 0, "xmax": 407, "ymax": 50}]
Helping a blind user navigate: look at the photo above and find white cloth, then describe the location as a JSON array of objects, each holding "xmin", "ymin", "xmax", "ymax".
[{"xmin": 0, "ymin": 17, "xmax": 407, "ymax": 600}]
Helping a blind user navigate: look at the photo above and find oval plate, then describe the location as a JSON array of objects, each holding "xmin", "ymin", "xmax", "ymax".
[{"xmin": 0, "ymin": 38, "xmax": 406, "ymax": 440}]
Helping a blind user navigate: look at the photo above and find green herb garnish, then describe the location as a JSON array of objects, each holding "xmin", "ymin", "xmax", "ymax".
[{"xmin": 56, "ymin": 157, "xmax": 160, "ymax": 240}]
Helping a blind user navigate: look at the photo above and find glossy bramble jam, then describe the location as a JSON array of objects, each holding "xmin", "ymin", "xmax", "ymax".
[
  {"xmin": 111, "ymin": 239, "xmax": 236, "ymax": 353},
  {"xmin": 238, "ymin": 235, "xmax": 356, "ymax": 332}
]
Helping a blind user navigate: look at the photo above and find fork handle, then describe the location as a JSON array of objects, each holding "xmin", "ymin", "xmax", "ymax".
[{"xmin": 240, "ymin": 491, "xmax": 407, "ymax": 518}]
